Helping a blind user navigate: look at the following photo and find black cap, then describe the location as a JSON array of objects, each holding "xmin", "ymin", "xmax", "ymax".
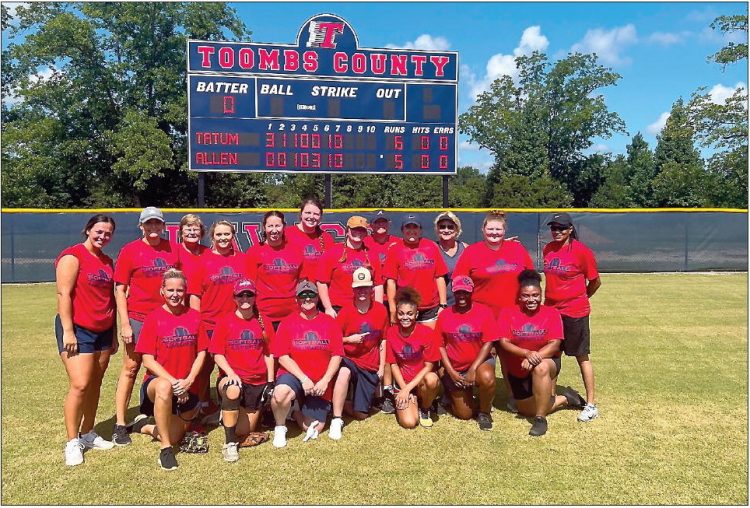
[
  {"xmin": 371, "ymin": 209, "xmax": 390, "ymax": 223},
  {"xmin": 547, "ymin": 212, "xmax": 573, "ymax": 227},
  {"xmin": 401, "ymin": 214, "xmax": 421, "ymax": 228}
]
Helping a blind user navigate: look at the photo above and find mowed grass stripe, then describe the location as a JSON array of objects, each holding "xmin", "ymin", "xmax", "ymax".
[{"xmin": 2, "ymin": 274, "xmax": 746, "ymax": 505}]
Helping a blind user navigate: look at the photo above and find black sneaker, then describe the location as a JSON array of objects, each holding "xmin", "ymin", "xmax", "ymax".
[
  {"xmin": 561, "ymin": 386, "xmax": 586, "ymax": 409},
  {"xmin": 128, "ymin": 414, "xmax": 150, "ymax": 434},
  {"xmin": 529, "ymin": 416, "xmax": 548, "ymax": 437},
  {"xmin": 380, "ymin": 397, "xmax": 396, "ymax": 414},
  {"xmin": 112, "ymin": 424, "xmax": 131, "ymax": 446},
  {"xmin": 477, "ymin": 412, "xmax": 493, "ymax": 431},
  {"xmin": 158, "ymin": 447, "xmax": 179, "ymax": 471}
]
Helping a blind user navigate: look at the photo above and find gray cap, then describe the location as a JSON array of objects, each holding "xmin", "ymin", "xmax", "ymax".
[
  {"xmin": 296, "ymin": 280, "xmax": 319, "ymax": 296},
  {"xmin": 139, "ymin": 206, "xmax": 164, "ymax": 224}
]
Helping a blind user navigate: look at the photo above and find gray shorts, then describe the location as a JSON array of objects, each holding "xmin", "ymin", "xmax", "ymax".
[{"xmin": 129, "ymin": 318, "xmax": 144, "ymax": 345}]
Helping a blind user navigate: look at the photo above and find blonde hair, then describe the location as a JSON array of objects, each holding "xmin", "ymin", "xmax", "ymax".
[
  {"xmin": 179, "ymin": 214, "xmax": 206, "ymax": 239},
  {"xmin": 161, "ymin": 268, "xmax": 187, "ymax": 288},
  {"xmin": 434, "ymin": 211, "xmax": 463, "ymax": 238},
  {"xmin": 209, "ymin": 220, "xmax": 236, "ymax": 238},
  {"xmin": 482, "ymin": 210, "xmax": 507, "ymax": 229}
]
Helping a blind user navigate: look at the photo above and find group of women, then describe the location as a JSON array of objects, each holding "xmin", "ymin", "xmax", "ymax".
[{"xmin": 56, "ymin": 201, "xmax": 601, "ymax": 470}]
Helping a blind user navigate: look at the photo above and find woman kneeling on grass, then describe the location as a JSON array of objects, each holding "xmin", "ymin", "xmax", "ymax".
[
  {"xmin": 496, "ymin": 270, "xmax": 586, "ymax": 437},
  {"xmin": 132, "ymin": 269, "xmax": 207, "ymax": 470},
  {"xmin": 209, "ymin": 279, "xmax": 275, "ymax": 462},
  {"xmin": 329, "ymin": 267, "xmax": 389, "ymax": 440},
  {"xmin": 270, "ymin": 280, "xmax": 344, "ymax": 447},
  {"xmin": 56, "ymin": 214, "xmax": 118, "ymax": 466},
  {"xmin": 386, "ymin": 287, "xmax": 441, "ymax": 429}
]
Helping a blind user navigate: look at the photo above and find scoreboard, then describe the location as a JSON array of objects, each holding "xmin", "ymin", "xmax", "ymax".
[{"xmin": 188, "ymin": 14, "xmax": 458, "ymax": 174}]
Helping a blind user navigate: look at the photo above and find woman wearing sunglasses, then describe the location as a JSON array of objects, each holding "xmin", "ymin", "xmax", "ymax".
[
  {"xmin": 543, "ymin": 213, "xmax": 601, "ymax": 423},
  {"xmin": 433, "ymin": 211, "xmax": 468, "ymax": 307}
]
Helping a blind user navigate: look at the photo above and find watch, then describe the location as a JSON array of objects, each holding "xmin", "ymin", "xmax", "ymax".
[{"xmin": 438, "ymin": 303, "xmax": 448, "ymax": 309}]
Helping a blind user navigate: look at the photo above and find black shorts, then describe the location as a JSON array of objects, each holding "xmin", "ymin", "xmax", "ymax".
[
  {"xmin": 216, "ymin": 377, "xmax": 266, "ymax": 412},
  {"xmin": 139, "ymin": 376, "xmax": 200, "ymax": 417},
  {"xmin": 417, "ymin": 305, "xmax": 439, "ymax": 323},
  {"xmin": 55, "ymin": 314, "xmax": 113, "ymax": 354},
  {"xmin": 561, "ymin": 315, "xmax": 591, "ymax": 356},
  {"xmin": 507, "ymin": 357, "xmax": 561, "ymax": 400},
  {"xmin": 340, "ymin": 357, "xmax": 379, "ymax": 414},
  {"xmin": 441, "ymin": 356, "xmax": 496, "ymax": 393}
]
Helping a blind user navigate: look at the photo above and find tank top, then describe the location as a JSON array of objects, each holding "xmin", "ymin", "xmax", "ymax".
[{"xmin": 439, "ymin": 241, "xmax": 466, "ymax": 306}]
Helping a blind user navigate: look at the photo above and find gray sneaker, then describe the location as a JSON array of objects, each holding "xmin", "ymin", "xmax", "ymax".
[
  {"xmin": 506, "ymin": 398, "xmax": 518, "ymax": 414},
  {"xmin": 529, "ymin": 416, "xmax": 548, "ymax": 436},
  {"xmin": 112, "ymin": 424, "xmax": 131, "ymax": 446},
  {"xmin": 477, "ymin": 412, "xmax": 493, "ymax": 431},
  {"xmin": 222, "ymin": 442, "xmax": 239, "ymax": 462},
  {"xmin": 578, "ymin": 403, "xmax": 599, "ymax": 422}
]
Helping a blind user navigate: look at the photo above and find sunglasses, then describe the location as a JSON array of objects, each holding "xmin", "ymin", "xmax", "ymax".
[
  {"xmin": 550, "ymin": 225, "xmax": 570, "ymax": 232},
  {"xmin": 234, "ymin": 291, "xmax": 255, "ymax": 298},
  {"xmin": 438, "ymin": 223, "xmax": 456, "ymax": 231},
  {"xmin": 298, "ymin": 292, "xmax": 318, "ymax": 299}
]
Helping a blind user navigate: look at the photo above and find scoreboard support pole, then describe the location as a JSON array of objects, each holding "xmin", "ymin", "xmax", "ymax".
[
  {"xmin": 324, "ymin": 174, "xmax": 333, "ymax": 208},
  {"xmin": 198, "ymin": 173, "xmax": 205, "ymax": 207},
  {"xmin": 442, "ymin": 175, "xmax": 449, "ymax": 207}
]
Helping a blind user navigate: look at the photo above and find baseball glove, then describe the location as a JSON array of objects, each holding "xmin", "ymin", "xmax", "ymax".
[
  {"xmin": 238, "ymin": 431, "xmax": 270, "ymax": 447},
  {"xmin": 180, "ymin": 431, "xmax": 209, "ymax": 453}
]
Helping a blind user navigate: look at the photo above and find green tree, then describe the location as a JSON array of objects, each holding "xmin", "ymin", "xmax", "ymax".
[
  {"xmin": 590, "ymin": 155, "xmax": 631, "ymax": 207},
  {"xmin": 460, "ymin": 52, "xmax": 626, "ymax": 206},
  {"xmin": 708, "ymin": 15, "xmax": 748, "ymax": 67},
  {"xmin": 448, "ymin": 166, "xmax": 486, "ymax": 207},
  {"xmin": 487, "ymin": 173, "xmax": 573, "ymax": 208},
  {"xmin": 2, "ymin": 2, "xmax": 248, "ymax": 207},
  {"xmin": 625, "ymin": 132, "xmax": 657, "ymax": 206},
  {"xmin": 651, "ymin": 98, "xmax": 709, "ymax": 206}
]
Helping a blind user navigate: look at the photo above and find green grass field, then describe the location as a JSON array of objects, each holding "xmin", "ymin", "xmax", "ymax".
[{"xmin": 2, "ymin": 274, "xmax": 747, "ymax": 505}]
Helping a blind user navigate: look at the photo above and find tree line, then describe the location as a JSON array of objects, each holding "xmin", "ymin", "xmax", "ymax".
[{"xmin": 1, "ymin": 4, "xmax": 746, "ymax": 209}]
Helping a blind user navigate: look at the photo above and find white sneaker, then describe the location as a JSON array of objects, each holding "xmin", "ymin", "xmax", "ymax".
[
  {"xmin": 578, "ymin": 403, "xmax": 599, "ymax": 422},
  {"xmin": 64, "ymin": 438, "xmax": 84, "ymax": 466},
  {"xmin": 272, "ymin": 425, "xmax": 287, "ymax": 448},
  {"xmin": 80, "ymin": 431, "xmax": 114, "ymax": 450},
  {"xmin": 329, "ymin": 418, "xmax": 344, "ymax": 441},
  {"xmin": 303, "ymin": 420, "xmax": 320, "ymax": 442},
  {"xmin": 222, "ymin": 442, "xmax": 239, "ymax": 462}
]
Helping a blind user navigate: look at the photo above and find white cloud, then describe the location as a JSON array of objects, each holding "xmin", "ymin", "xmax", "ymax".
[
  {"xmin": 647, "ymin": 111, "xmax": 670, "ymax": 135},
  {"xmin": 590, "ymin": 143, "xmax": 612, "ymax": 154},
  {"xmin": 459, "ymin": 140, "xmax": 483, "ymax": 151},
  {"xmin": 646, "ymin": 31, "xmax": 689, "ymax": 46},
  {"xmin": 466, "ymin": 25, "xmax": 548, "ymax": 100},
  {"xmin": 386, "ymin": 34, "xmax": 451, "ymax": 51},
  {"xmin": 3, "ymin": 2, "xmax": 27, "ymax": 21},
  {"xmin": 708, "ymin": 82, "xmax": 747, "ymax": 104},
  {"xmin": 570, "ymin": 24, "xmax": 638, "ymax": 66}
]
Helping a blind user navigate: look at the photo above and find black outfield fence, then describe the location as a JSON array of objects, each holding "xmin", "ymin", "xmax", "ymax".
[{"xmin": 1, "ymin": 209, "xmax": 746, "ymax": 283}]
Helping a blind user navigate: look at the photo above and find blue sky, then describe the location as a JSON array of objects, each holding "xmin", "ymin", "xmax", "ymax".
[
  {"xmin": 4, "ymin": 2, "xmax": 747, "ymax": 172},
  {"xmin": 230, "ymin": 1, "xmax": 748, "ymax": 170}
]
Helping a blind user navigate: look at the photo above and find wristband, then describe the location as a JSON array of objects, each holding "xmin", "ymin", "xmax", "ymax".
[{"xmin": 438, "ymin": 303, "xmax": 448, "ymax": 309}]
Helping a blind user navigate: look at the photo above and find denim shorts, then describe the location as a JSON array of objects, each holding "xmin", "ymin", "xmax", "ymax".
[
  {"xmin": 55, "ymin": 314, "xmax": 113, "ymax": 354},
  {"xmin": 340, "ymin": 357, "xmax": 379, "ymax": 414},
  {"xmin": 276, "ymin": 373, "xmax": 332, "ymax": 423}
]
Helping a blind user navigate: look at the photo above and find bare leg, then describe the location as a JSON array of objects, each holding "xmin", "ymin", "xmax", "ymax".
[
  {"xmin": 417, "ymin": 372, "xmax": 440, "ymax": 409},
  {"xmin": 80, "ymin": 350, "xmax": 111, "ymax": 434},
  {"xmin": 271, "ymin": 386, "xmax": 294, "ymax": 426},
  {"xmin": 60, "ymin": 352, "xmax": 95, "ymax": 440},
  {"xmin": 114, "ymin": 343, "xmax": 141, "ymax": 425},
  {"xmin": 332, "ymin": 367, "xmax": 351, "ymax": 417},
  {"xmin": 577, "ymin": 355, "xmax": 596, "ymax": 404},
  {"xmin": 476, "ymin": 362, "xmax": 496, "ymax": 414}
]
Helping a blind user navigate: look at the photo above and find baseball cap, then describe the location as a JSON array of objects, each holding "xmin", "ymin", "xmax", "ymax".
[
  {"xmin": 296, "ymin": 280, "xmax": 319, "ymax": 296},
  {"xmin": 371, "ymin": 209, "xmax": 390, "ymax": 223},
  {"xmin": 347, "ymin": 216, "xmax": 369, "ymax": 229},
  {"xmin": 139, "ymin": 206, "xmax": 164, "ymax": 223},
  {"xmin": 547, "ymin": 212, "xmax": 573, "ymax": 227},
  {"xmin": 452, "ymin": 276, "xmax": 474, "ymax": 293},
  {"xmin": 401, "ymin": 214, "xmax": 421, "ymax": 228},
  {"xmin": 232, "ymin": 279, "xmax": 256, "ymax": 296},
  {"xmin": 351, "ymin": 267, "xmax": 374, "ymax": 288}
]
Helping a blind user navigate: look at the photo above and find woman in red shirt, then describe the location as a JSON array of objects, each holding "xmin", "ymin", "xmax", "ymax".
[
  {"xmin": 112, "ymin": 207, "xmax": 178, "ymax": 446},
  {"xmin": 132, "ymin": 269, "xmax": 207, "ymax": 470},
  {"xmin": 176, "ymin": 213, "xmax": 210, "ymax": 287},
  {"xmin": 210, "ymin": 279, "xmax": 275, "ymax": 463},
  {"xmin": 284, "ymin": 197, "xmax": 336, "ymax": 281},
  {"xmin": 497, "ymin": 270, "xmax": 586, "ymax": 437},
  {"xmin": 270, "ymin": 280, "xmax": 344, "ymax": 447},
  {"xmin": 385, "ymin": 287, "xmax": 441, "ymax": 429},
  {"xmin": 543, "ymin": 212, "xmax": 602, "ymax": 423},
  {"xmin": 246, "ymin": 211, "xmax": 307, "ymax": 331},
  {"xmin": 318, "ymin": 215, "xmax": 383, "ymax": 317},
  {"xmin": 188, "ymin": 220, "xmax": 249, "ymax": 415},
  {"xmin": 56, "ymin": 214, "xmax": 117, "ymax": 466},
  {"xmin": 435, "ymin": 276, "xmax": 496, "ymax": 431},
  {"xmin": 329, "ymin": 267, "xmax": 388, "ymax": 440}
]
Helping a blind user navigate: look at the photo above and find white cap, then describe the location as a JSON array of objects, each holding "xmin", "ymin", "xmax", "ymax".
[{"xmin": 351, "ymin": 267, "xmax": 373, "ymax": 288}]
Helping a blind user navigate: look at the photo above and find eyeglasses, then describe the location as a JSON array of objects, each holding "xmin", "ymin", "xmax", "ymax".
[
  {"xmin": 183, "ymin": 227, "xmax": 201, "ymax": 233},
  {"xmin": 438, "ymin": 223, "xmax": 456, "ymax": 231},
  {"xmin": 550, "ymin": 225, "xmax": 570, "ymax": 232},
  {"xmin": 298, "ymin": 292, "xmax": 317, "ymax": 299}
]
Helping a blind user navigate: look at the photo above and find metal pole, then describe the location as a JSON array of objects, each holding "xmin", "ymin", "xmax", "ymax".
[
  {"xmin": 442, "ymin": 175, "xmax": 449, "ymax": 207},
  {"xmin": 198, "ymin": 173, "xmax": 205, "ymax": 207},
  {"xmin": 324, "ymin": 174, "xmax": 333, "ymax": 208}
]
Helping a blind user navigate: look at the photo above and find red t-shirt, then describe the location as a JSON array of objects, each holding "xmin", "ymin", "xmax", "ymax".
[
  {"xmin": 55, "ymin": 243, "xmax": 115, "ymax": 332},
  {"xmin": 317, "ymin": 244, "xmax": 383, "ymax": 308},
  {"xmin": 436, "ymin": 303, "xmax": 497, "ymax": 372},
  {"xmin": 497, "ymin": 305, "xmax": 563, "ymax": 378},
  {"xmin": 208, "ymin": 312, "xmax": 274, "ymax": 385},
  {"xmin": 135, "ymin": 307, "xmax": 207, "ymax": 394},
  {"xmin": 383, "ymin": 239, "xmax": 448, "ymax": 310},
  {"xmin": 543, "ymin": 239, "xmax": 599, "ymax": 318},
  {"xmin": 114, "ymin": 239, "xmax": 179, "ymax": 321},
  {"xmin": 245, "ymin": 241, "xmax": 307, "ymax": 321},
  {"xmin": 273, "ymin": 312, "xmax": 344, "ymax": 401},
  {"xmin": 335, "ymin": 302, "xmax": 389, "ymax": 372},
  {"xmin": 188, "ymin": 250, "xmax": 248, "ymax": 330},
  {"xmin": 176, "ymin": 243, "xmax": 211, "ymax": 289},
  {"xmin": 364, "ymin": 234, "xmax": 400, "ymax": 272},
  {"xmin": 453, "ymin": 240, "xmax": 534, "ymax": 316},
  {"xmin": 284, "ymin": 226, "xmax": 336, "ymax": 283},
  {"xmin": 385, "ymin": 324, "xmax": 441, "ymax": 384}
]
